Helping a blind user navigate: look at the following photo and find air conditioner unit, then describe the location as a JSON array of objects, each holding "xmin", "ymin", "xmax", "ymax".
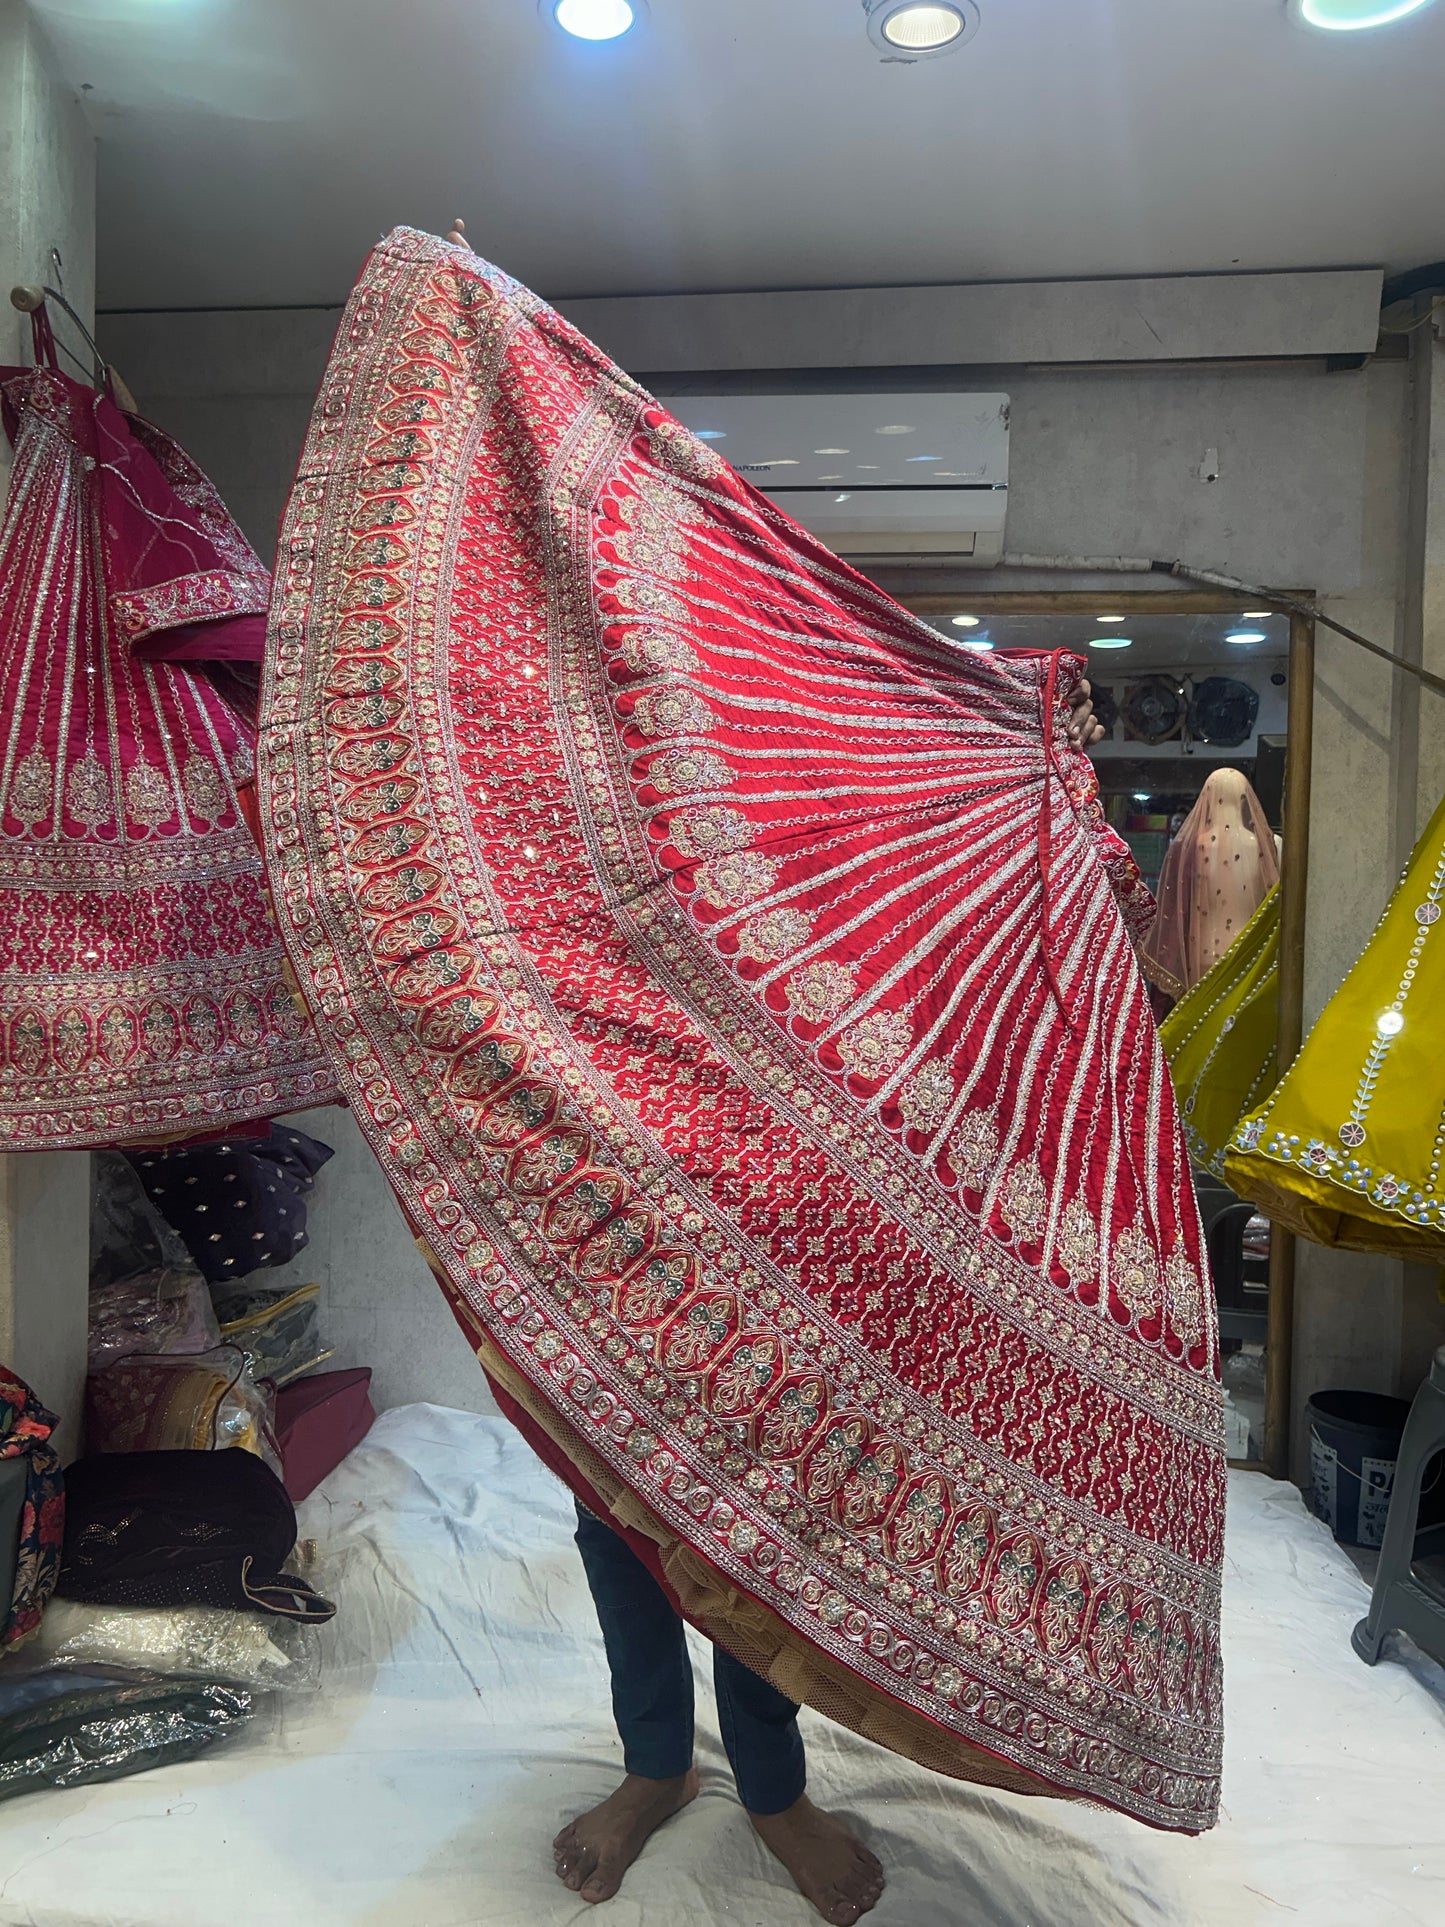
[{"xmin": 667, "ymin": 392, "xmax": 1009, "ymax": 566}]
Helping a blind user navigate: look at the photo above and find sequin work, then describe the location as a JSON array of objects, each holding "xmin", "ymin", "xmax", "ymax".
[
  {"xmin": 260, "ymin": 230, "xmax": 1224, "ymax": 1832},
  {"xmin": 0, "ymin": 336, "xmax": 337, "ymax": 1146}
]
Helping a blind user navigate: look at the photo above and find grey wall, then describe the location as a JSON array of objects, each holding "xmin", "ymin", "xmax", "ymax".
[
  {"xmin": 98, "ymin": 287, "xmax": 1445, "ymax": 1471},
  {"xmin": 0, "ymin": 0, "xmax": 95, "ymax": 1460}
]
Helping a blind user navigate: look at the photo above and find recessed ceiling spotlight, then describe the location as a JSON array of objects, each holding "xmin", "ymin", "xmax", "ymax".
[
  {"xmin": 1241, "ymin": 610, "xmax": 1274, "ymax": 619},
  {"xmin": 1226, "ymin": 630, "xmax": 1267, "ymax": 645},
  {"xmin": 951, "ymin": 615, "xmax": 981, "ymax": 627},
  {"xmin": 864, "ymin": 0, "xmax": 982, "ymax": 58},
  {"xmin": 694, "ymin": 429, "xmax": 727, "ymax": 441},
  {"xmin": 1095, "ymin": 615, "xmax": 1127, "ymax": 623},
  {"xmin": 1287, "ymin": 0, "xmax": 1436, "ymax": 30},
  {"xmin": 549, "ymin": 0, "xmax": 638, "ymax": 40},
  {"xmin": 876, "ymin": 424, "xmax": 916, "ymax": 435},
  {"xmin": 905, "ymin": 454, "xmax": 942, "ymax": 462},
  {"xmin": 815, "ymin": 447, "xmax": 850, "ymax": 455},
  {"xmin": 1089, "ymin": 635, "xmax": 1134, "ymax": 650}
]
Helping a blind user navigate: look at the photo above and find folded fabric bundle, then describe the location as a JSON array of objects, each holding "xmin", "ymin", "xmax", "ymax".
[
  {"xmin": 85, "ymin": 1344, "xmax": 280, "ymax": 1466},
  {"xmin": 88, "ymin": 1267, "xmax": 221, "ymax": 1372},
  {"xmin": 126, "ymin": 1126, "xmax": 334, "ymax": 1283},
  {"xmin": 0, "ymin": 1672, "xmax": 256, "ymax": 1801},
  {"xmin": 34, "ymin": 1597, "xmax": 320, "ymax": 1691},
  {"xmin": 59, "ymin": 1448, "xmax": 335, "ymax": 1623}
]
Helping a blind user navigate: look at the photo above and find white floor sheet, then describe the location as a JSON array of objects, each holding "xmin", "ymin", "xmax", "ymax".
[{"xmin": 1, "ymin": 1403, "xmax": 1441, "ymax": 1927}]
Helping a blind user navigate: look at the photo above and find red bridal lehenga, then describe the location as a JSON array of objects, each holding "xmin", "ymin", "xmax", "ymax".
[
  {"xmin": 261, "ymin": 228, "xmax": 1225, "ymax": 1831},
  {"xmin": 0, "ymin": 314, "xmax": 336, "ymax": 1147}
]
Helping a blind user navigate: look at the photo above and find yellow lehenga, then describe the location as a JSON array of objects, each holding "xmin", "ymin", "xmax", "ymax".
[
  {"xmin": 1159, "ymin": 885, "xmax": 1279, "ymax": 1180},
  {"xmin": 1223, "ymin": 791, "xmax": 1445, "ymax": 1258}
]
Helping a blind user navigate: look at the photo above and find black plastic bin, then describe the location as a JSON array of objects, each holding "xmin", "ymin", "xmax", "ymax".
[{"xmin": 1306, "ymin": 1389, "xmax": 1445, "ymax": 1549}]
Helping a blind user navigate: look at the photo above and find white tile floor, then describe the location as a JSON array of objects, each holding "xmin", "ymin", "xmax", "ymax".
[{"xmin": 1, "ymin": 1405, "xmax": 1440, "ymax": 1927}]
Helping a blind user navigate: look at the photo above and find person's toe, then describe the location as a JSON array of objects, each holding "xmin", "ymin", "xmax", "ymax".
[
  {"xmin": 553, "ymin": 1822, "xmax": 577, "ymax": 1854},
  {"xmin": 580, "ymin": 1859, "xmax": 623, "ymax": 1904}
]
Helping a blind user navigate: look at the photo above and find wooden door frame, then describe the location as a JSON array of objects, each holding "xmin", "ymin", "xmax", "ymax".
[{"xmin": 896, "ymin": 588, "xmax": 1317, "ymax": 1478}]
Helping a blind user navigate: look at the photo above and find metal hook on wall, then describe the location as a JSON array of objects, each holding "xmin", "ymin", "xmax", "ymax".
[{"xmin": 9, "ymin": 250, "xmax": 106, "ymax": 386}]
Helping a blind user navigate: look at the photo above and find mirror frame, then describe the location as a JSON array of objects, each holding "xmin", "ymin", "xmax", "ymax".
[{"xmin": 896, "ymin": 588, "xmax": 1317, "ymax": 1479}]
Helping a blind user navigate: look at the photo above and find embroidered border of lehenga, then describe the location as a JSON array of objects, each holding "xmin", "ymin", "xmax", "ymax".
[{"xmin": 260, "ymin": 228, "xmax": 1225, "ymax": 1832}]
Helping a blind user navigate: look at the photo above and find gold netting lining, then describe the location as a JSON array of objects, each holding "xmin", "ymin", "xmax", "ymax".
[{"xmin": 453, "ymin": 1276, "xmax": 1081, "ymax": 1808}]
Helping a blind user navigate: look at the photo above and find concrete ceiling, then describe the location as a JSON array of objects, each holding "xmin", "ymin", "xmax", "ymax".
[{"xmin": 33, "ymin": 0, "xmax": 1445, "ymax": 311}]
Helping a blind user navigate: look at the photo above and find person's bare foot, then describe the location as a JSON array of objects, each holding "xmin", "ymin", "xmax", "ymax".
[
  {"xmin": 552, "ymin": 1767, "xmax": 700, "ymax": 1904},
  {"xmin": 749, "ymin": 1794, "xmax": 885, "ymax": 1925}
]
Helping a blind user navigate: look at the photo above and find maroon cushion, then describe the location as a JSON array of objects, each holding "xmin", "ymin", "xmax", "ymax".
[{"xmin": 274, "ymin": 1369, "xmax": 376, "ymax": 1503}]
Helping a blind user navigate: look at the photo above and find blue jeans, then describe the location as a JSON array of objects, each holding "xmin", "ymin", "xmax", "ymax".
[{"xmin": 573, "ymin": 1499, "xmax": 806, "ymax": 1816}]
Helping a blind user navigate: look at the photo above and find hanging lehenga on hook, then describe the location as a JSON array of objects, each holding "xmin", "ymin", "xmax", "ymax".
[
  {"xmin": 0, "ymin": 311, "xmax": 337, "ymax": 1148},
  {"xmin": 259, "ymin": 228, "xmax": 1225, "ymax": 1832}
]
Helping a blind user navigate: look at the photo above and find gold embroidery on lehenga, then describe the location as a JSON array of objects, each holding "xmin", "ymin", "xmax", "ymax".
[
  {"xmin": 837, "ymin": 1008, "xmax": 912, "ymax": 1078},
  {"xmin": 898, "ymin": 1059, "xmax": 955, "ymax": 1132}
]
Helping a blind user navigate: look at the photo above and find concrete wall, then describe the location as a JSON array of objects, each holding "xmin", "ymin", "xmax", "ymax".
[
  {"xmin": 0, "ymin": 0, "xmax": 95, "ymax": 1459},
  {"xmin": 97, "ymin": 284, "xmax": 1445, "ymax": 1470},
  {"xmin": 255, "ymin": 1107, "xmax": 495, "ymax": 1418}
]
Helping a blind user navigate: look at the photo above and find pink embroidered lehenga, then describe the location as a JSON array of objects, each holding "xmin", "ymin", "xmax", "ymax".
[
  {"xmin": 259, "ymin": 229, "xmax": 1225, "ymax": 1832},
  {"xmin": 0, "ymin": 312, "xmax": 336, "ymax": 1146}
]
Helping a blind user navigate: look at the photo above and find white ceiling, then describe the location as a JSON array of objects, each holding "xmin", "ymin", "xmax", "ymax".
[{"xmin": 35, "ymin": 0, "xmax": 1445, "ymax": 311}]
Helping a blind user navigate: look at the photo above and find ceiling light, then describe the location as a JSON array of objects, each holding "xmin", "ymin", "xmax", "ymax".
[
  {"xmin": 833, "ymin": 493, "xmax": 852, "ymax": 503},
  {"xmin": 876, "ymin": 424, "xmax": 916, "ymax": 435},
  {"xmin": 551, "ymin": 0, "xmax": 637, "ymax": 39},
  {"xmin": 951, "ymin": 615, "xmax": 981, "ymax": 628},
  {"xmin": 1287, "ymin": 0, "xmax": 1436, "ymax": 30},
  {"xmin": 905, "ymin": 454, "xmax": 942, "ymax": 462},
  {"xmin": 1242, "ymin": 610, "xmax": 1274, "ymax": 619},
  {"xmin": 694, "ymin": 430, "xmax": 727, "ymax": 441},
  {"xmin": 815, "ymin": 447, "xmax": 850, "ymax": 455},
  {"xmin": 864, "ymin": 1, "xmax": 982, "ymax": 57},
  {"xmin": 1096, "ymin": 615, "xmax": 1127, "ymax": 623},
  {"xmin": 1226, "ymin": 630, "xmax": 1267, "ymax": 645},
  {"xmin": 1133, "ymin": 792, "xmax": 1152, "ymax": 803},
  {"xmin": 1089, "ymin": 635, "xmax": 1134, "ymax": 650}
]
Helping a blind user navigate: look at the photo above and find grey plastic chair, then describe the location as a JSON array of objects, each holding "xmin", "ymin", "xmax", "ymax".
[{"xmin": 1352, "ymin": 1344, "xmax": 1445, "ymax": 1668}]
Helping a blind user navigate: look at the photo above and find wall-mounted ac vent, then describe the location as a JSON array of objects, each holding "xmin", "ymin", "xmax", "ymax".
[{"xmin": 667, "ymin": 392, "xmax": 1009, "ymax": 566}]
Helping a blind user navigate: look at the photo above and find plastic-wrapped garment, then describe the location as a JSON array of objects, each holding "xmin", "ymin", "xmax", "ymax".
[
  {"xmin": 88, "ymin": 1267, "xmax": 221, "ymax": 1371},
  {"xmin": 85, "ymin": 1344, "xmax": 281, "ymax": 1471},
  {"xmin": 90, "ymin": 1150, "xmax": 193, "ymax": 1288},
  {"xmin": 212, "ymin": 1282, "xmax": 330, "ymax": 1388},
  {"xmin": 0, "ymin": 1672, "xmax": 255, "ymax": 1801},
  {"xmin": 125, "ymin": 1126, "xmax": 334, "ymax": 1283},
  {"xmin": 33, "ymin": 1597, "xmax": 320, "ymax": 1691}
]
